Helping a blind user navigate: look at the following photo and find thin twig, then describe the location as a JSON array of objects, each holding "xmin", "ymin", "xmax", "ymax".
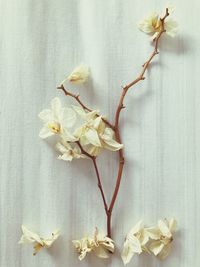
[
  {"xmin": 108, "ymin": 9, "xmax": 170, "ymax": 226},
  {"xmin": 76, "ymin": 141, "xmax": 108, "ymax": 216},
  {"xmin": 92, "ymin": 157, "xmax": 108, "ymax": 214},
  {"xmin": 57, "ymin": 85, "xmax": 115, "ymax": 130}
]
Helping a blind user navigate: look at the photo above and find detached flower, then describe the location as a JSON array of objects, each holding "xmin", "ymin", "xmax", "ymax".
[
  {"xmin": 121, "ymin": 220, "xmax": 150, "ymax": 265},
  {"xmin": 73, "ymin": 106, "xmax": 123, "ymax": 155},
  {"xmin": 138, "ymin": 8, "xmax": 178, "ymax": 39},
  {"xmin": 18, "ymin": 225, "xmax": 60, "ymax": 255},
  {"xmin": 147, "ymin": 218, "xmax": 177, "ymax": 260},
  {"xmin": 72, "ymin": 236, "xmax": 94, "ymax": 260},
  {"xmin": 60, "ymin": 64, "xmax": 89, "ymax": 85},
  {"xmin": 38, "ymin": 97, "xmax": 76, "ymax": 141},
  {"xmin": 72, "ymin": 228, "xmax": 114, "ymax": 260},
  {"xmin": 56, "ymin": 140, "xmax": 86, "ymax": 161},
  {"xmin": 93, "ymin": 228, "xmax": 115, "ymax": 258}
]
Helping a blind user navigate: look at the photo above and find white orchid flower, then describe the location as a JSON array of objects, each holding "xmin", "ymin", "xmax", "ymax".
[
  {"xmin": 56, "ymin": 140, "xmax": 86, "ymax": 161},
  {"xmin": 72, "ymin": 236, "xmax": 94, "ymax": 260},
  {"xmin": 73, "ymin": 106, "xmax": 123, "ymax": 154},
  {"xmin": 60, "ymin": 64, "xmax": 89, "ymax": 85},
  {"xmin": 18, "ymin": 225, "xmax": 60, "ymax": 255},
  {"xmin": 93, "ymin": 228, "xmax": 114, "ymax": 258},
  {"xmin": 121, "ymin": 220, "xmax": 150, "ymax": 265},
  {"xmin": 100, "ymin": 127, "xmax": 123, "ymax": 151},
  {"xmin": 72, "ymin": 228, "xmax": 114, "ymax": 260},
  {"xmin": 138, "ymin": 8, "xmax": 178, "ymax": 40},
  {"xmin": 38, "ymin": 97, "xmax": 76, "ymax": 141},
  {"xmin": 147, "ymin": 218, "xmax": 177, "ymax": 260}
]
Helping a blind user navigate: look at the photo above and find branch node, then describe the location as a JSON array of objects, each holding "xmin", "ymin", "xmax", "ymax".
[{"xmin": 120, "ymin": 158, "xmax": 125, "ymax": 164}]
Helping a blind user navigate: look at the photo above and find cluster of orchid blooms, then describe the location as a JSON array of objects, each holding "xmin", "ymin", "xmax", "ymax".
[{"xmin": 19, "ymin": 6, "xmax": 179, "ymax": 264}]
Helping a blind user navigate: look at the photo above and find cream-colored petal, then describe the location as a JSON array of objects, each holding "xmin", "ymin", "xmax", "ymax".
[
  {"xmin": 158, "ymin": 220, "xmax": 171, "ymax": 238},
  {"xmin": 165, "ymin": 19, "xmax": 178, "ymax": 37},
  {"xmin": 128, "ymin": 220, "xmax": 144, "ymax": 236},
  {"xmin": 157, "ymin": 243, "xmax": 171, "ymax": 260},
  {"xmin": 79, "ymin": 135, "xmax": 90, "ymax": 146},
  {"xmin": 101, "ymin": 127, "xmax": 123, "ymax": 151},
  {"xmin": 169, "ymin": 218, "xmax": 177, "ymax": 233},
  {"xmin": 56, "ymin": 142, "xmax": 68, "ymax": 154},
  {"xmin": 19, "ymin": 225, "xmax": 42, "ymax": 245},
  {"xmin": 140, "ymin": 229, "xmax": 150, "ymax": 245},
  {"xmin": 127, "ymin": 235, "xmax": 142, "ymax": 254},
  {"xmin": 62, "ymin": 107, "xmax": 76, "ymax": 128},
  {"xmin": 43, "ymin": 230, "xmax": 60, "ymax": 247},
  {"xmin": 102, "ymin": 138, "xmax": 123, "ymax": 151},
  {"xmin": 39, "ymin": 126, "xmax": 54, "ymax": 139},
  {"xmin": 72, "ymin": 237, "xmax": 92, "ymax": 261},
  {"xmin": 38, "ymin": 109, "xmax": 52, "ymax": 122},
  {"xmin": 94, "ymin": 245, "xmax": 109, "ymax": 258},
  {"xmin": 67, "ymin": 64, "xmax": 89, "ymax": 84},
  {"xmin": 74, "ymin": 126, "xmax": 85, "ymax": 139},
  {"xmin": 62, "ymin": 130, "xmax": 77, "ymax": 142},
  {"xmin": 72, "ymin": 105, "xmax": 87, "ymax": 119},
  {"xmin": 85, "ymin": 129, "xmax": 102, "ymax": 147},
  {"xmin": 85, "ymin": 110, "xmax": 99, "ymax": 121},
  {"xmin": 58, "ymin": 153, "xmax": 73, "ymax": 162},
  {"xmin": 93, "ymin": 116, "xmax": 103, "ymax": 129},
  {"xmin": 148, "ymin": 240, "xmax": 164, "ymax": 256},
  {"xmin": 145, "ymin": 226, "xmax": 160, "ymax": 240},
  {"xmin": 87, "ymin": 145, "xmax": 102, "ymax": 156},
  {"xmin": 51, "ymin": 97, "xmax": 62, "ymax": 118},
  {"xmin": 121, "ymin": 240, "xmax": 135, "ymax": 265},
  {"xmin": 138, "ymin": 12, "xmax": 159, "ymax": 33}
]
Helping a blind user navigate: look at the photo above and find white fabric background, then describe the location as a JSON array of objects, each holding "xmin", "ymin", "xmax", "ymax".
[{"xmin": 0, "ymin": 0, "xmax": 199, "ymax": 266}]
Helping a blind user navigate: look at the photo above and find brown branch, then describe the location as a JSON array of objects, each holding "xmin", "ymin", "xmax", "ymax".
[
  {"xmin": 57, "ymin": 85, "xmax": 115, "ymax": 130},
  {"xmin": 92, "ymin": 157, "xmax": 108, "ymax": 215},
  {"xmin": 108, "ymin": 9, "xmax": 170, "ymax": 223},
  {"xmin": 76, "ymin": 141, "xmax": 109, "ymax": 224},
  {"xmin": 76, "ymin": 141, "xmax": 94, "ymax": 159}
]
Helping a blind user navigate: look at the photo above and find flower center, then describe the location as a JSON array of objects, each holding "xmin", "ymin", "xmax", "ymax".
[
  {"xmin": 160, "ymin": 235, "xmax": 173, "ymax": 245},
  {"xmin": 48, "ymin": 122, "xmax": 61, "ymax": 133}
]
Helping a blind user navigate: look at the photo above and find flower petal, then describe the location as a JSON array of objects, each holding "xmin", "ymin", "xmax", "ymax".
[
  {"xmin": 94, "ymin": 246, "xmax": 109, "ymax": 258},
  {"xmin": 158, "ymin": 220, "xmax": 171, "ymax": 238},
  {"xmin": 85, "ymin": 129, "xmax": 102, "ymax": 147},
  {"xmin": 128, "ymin": 235, "xmax": 142, "ymax": 254},
  {"xmin": 102, "ymin": 138, "xmax": 123, "ymax": 151},
  {"xmin": 51, "ymin": 97, "xmax": 61, "ymax": 118},
  {"xmin": 149, "ymin": 240, "xmax": 164, "ymax": 256},
  {"xmin": 165, "ymin": 19, "xmax": 178, "ymax": 37},
  {"xmin": 146, "ymin": 226, "xmax": 160, "ymax": 240},
  {"xmin": 87, "ymin": 145, "xmax": 102, "ymax": 156},
  {"xmin": 138, "ymin": 12, "xmax": 159, "ymax": 33},
  {"xmin": 72, "ymin": 105, "xmax": 87, "ymax": 119},
  {"xmin": 121, "ymin": 240, "xmax": 135, "ymax": 265},
  {"xmin": 43, "ymin": 230, "xmax": 60, "ymax": 247},
  {"xmin": 128, "ymin": 220, "xmax": 144, "ymax": 236},
  {"xmin": 157, "ymin": 243, "xmax": 171, "ymax": 260},
  {"xmin": 67, "ymin": 64, "xmax": 89, "ymax": 84},
  {"xmin": 58, "ymin": 154, "xmax": 73, "ymax": 161},
  {"xmin": 62, "ymin": 107, "xmax": 76, "ymax": 128},
  {"xmin": 38, "ymin": 109, "xmax": 52, "ymax": 122},
  {"xmin": 169, "ymin": 218, "xmax": 177, "ymax": 233},
  {"xmin": 39, "ymin": 126, "xmax": 54, "ymax": 139},
  {"xmin": 19, "ymin": 225, "xmax": 42, "ymax": 245}
]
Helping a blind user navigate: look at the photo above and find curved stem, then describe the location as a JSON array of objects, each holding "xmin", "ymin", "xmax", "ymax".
[
  {"xmin": 92, "ymin": 157, "xmax": 108, "ymax": 214},
  {"xmin": 76, "ymin": 141, "xmax": 109, "ymax": 234},
  {"xmin": 108, "ymin": 8, "xmax": 170, "ymax": 226},
  {"xmin": 57, "ymin": 85, "xmax": 115, "ymax": 130}
]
